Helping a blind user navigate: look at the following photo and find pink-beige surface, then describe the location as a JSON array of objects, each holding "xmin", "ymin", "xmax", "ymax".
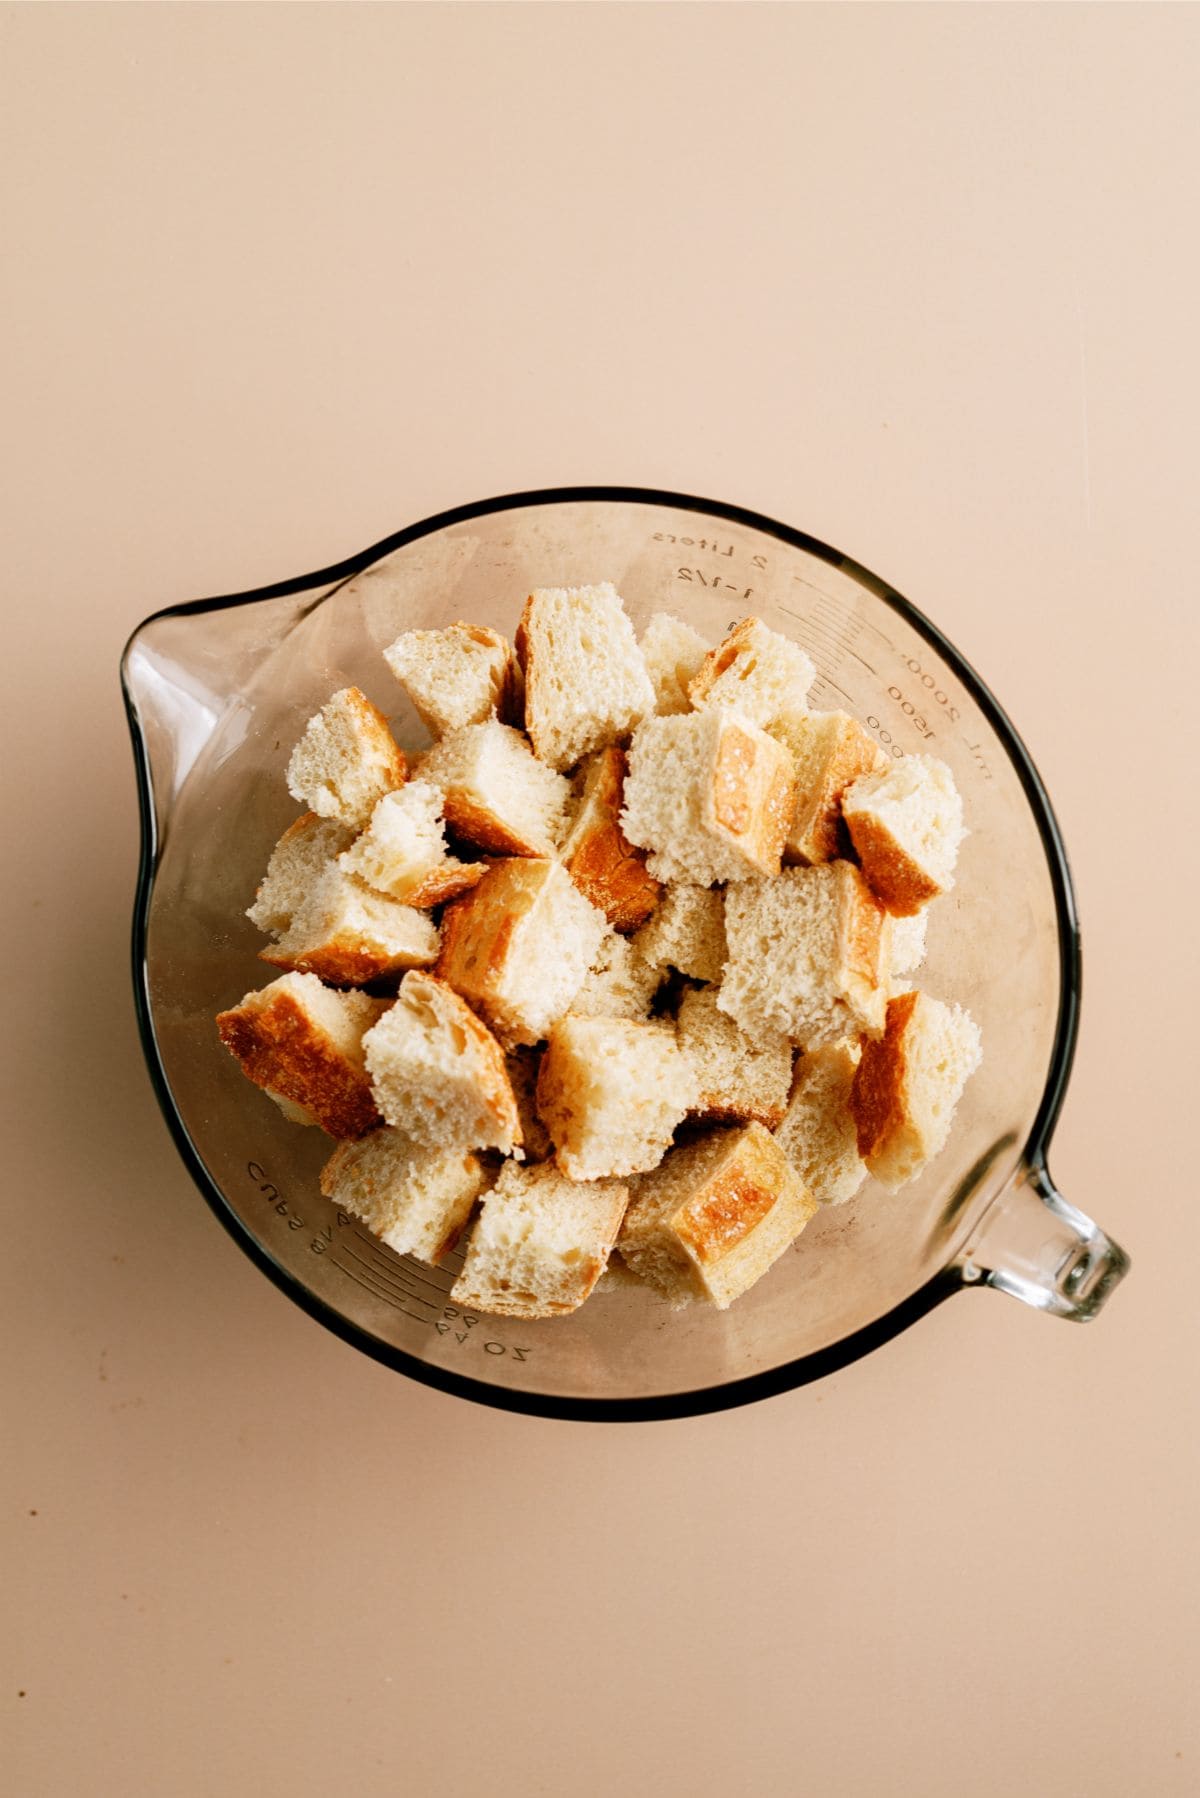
[{"xmin": 2, "ymin": 6, "xmax": 1197, "ymax": 1796}]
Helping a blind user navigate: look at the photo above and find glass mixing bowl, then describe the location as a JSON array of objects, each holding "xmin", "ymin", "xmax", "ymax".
[{"xmin": 121, "ymin": 488, "xmax": 1128, "ymax": 1419}]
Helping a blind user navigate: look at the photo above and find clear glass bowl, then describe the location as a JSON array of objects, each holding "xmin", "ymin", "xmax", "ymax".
[{"xmin": 121, "ymin": 488, "xmax": 1129, "ymax": 1419}]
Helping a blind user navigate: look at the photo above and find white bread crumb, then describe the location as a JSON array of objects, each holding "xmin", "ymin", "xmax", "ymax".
[
  {"xmin": 320, "ymin": 1129, "xmax": 490, "ymax": 1264},
  {"xmin": 450, "ymin": 1159, "xmax": 628, "ymax": 1318},
  {"xmin": 383, "ymin": 621, "xmax": 518, "ymax": 737},
  {"xmin": 516, "ymin": 582, "xmax": 654, "ymax": 771},
  {"xmin": 339, "ymin": 780, "xmax": 484, "ymax": 907},
  {"xmin": 773, "ymin": 1042, "xmax": 867, "ymax": 1207},
  {"xmin": 850, "ymin": 989, "xmax": 982, "ymax": 1190},
  {"xmin": 640, "ymin": 612, "xmax": 711, "ymax": 715},
  {"xmin": 418, "ymin": 719, "xmax": 570, "ymax": 857},
  {"xmin": 719, "ymin": 862, "xmax": 888, "ymax": 1047},
  {"xmin": 536, "ymin": 1016, "xmax": 695, "ymax": 1180},
  {"xmin": 688, "ymin": 617, "xmax": 816, "ymax": 730},
  {"xmin": 285, "ymin": 687, "xmax": 407, "ymax": 829},
  {"xmin": 362, "ymin": 970, "xmax": 520, "ymax": 1153}
]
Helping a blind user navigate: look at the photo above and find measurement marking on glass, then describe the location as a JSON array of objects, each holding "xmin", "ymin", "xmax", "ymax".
[
  {"xmin": 813, "ymin": 675, "xmax": 855, "ymax": 705},
  {"xmin": 333, "ymin": 1256, "xmax": 430, "ymax": 1323},
  {"xmin": 348, "ymin": 1232, "xmax": 435, "ymax": 1295},
  {"xmin": 340, "ymin": 1242, "xmax": 439, "ymax": 1308},
  {"xmin": 355, "ymin": 1243, "xmax": 451, "ymax": 1298}
]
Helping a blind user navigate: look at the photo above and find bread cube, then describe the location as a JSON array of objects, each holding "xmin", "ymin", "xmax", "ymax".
[
  {"xmin": 843, "ymin": 754, "xmax": 965, "ymax": 916},
  {"xmin": 675, "ymin": 986, "xmax": 793, "ymax": 1129},
  {"xmin": 362, "ymin": 971, "xmax": 520, "ymax": 1153},
  {"xmin": 320, "ymin": 1129, "xmax": 489, "ymax": 1264},
  {"xmin": 383, "ymin": 621, "xmax": 518, "ymax": 737},
  {"xmin": 621, "ymin": 709, "xmax": 796, "ymax": 884},
  {"xmin": 719, "ymin": 862, "xmax": 888, "ymax": 1047},
  {"xmin": 559, "ymin": 746, "xmax": 661, "ymax": 931},
  {"xmin": 436, "ymin": 857, "xmax": 607, "ymax": 1047},
  {"xmin": 536, "ymin": 1016, "xmax": 694, "ymax": 1180},
  {"xmin": 639, "ymin": 612, "xmax": 711, "ymax": 716},
  {"xmin": 769, "ymin": 710, "xmax": 886, "ymax": 865},
  {"xmin": 516, "ymin": 582, "xmax": 654, "ymax": 771},
  {"xmin": 888, "ymin": 908, "xmax": 929, "ymax": 982},
  {"xmin": 216, "ymin": 972, "xmax": 388, "ymax": 1138},
  {"xmin": 246, "ymin": 813, "xmax": 356, "ymax": 937},
  {"xmin": 285, "ymin": 687, "xmax": 407, "ymax": 829},
  {"xmin": 567, "ymin": 929, "xmax": 662, "ymax": 1022},
  {"xmin": 619, "ymin": 1123, "xmax": 818, "ymax": 1309},
  {"xmin": 773, "ymin": 1043, "xmax": 867, "ymax": 1207},
  {"xmin": 450, "ymin": 1160, "xmax": 629, "ymax": 1318},
  {"xmin": 633, "ymin": 883, "xmax": 727, "ymax": 983},
  {"xmin": 339, "ymin": 780, "xmax": 484, "ymax": 908},
  {"xmin": 850, "ymin": 989, "xmax": 982, "ymax": 1190},
  {"xmin": 418, "ymin": 720, "xmax": 570, "ymax": 857},
  {"xmin": 504, "ymin": 1047, "xmax": 553, "ymax": 1162},
  {"xmin": 688, "ymin": 616, "xmax": 815, "ymax": 730},
  {"xmin": 259, "ymin": 864, "xmax": 439, "ymax": 985}
]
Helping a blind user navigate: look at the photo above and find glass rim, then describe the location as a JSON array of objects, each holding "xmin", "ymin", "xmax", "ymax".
[{"xmin": 121, "ymin": 484, "xmax": 1081, "ymax": 1422}]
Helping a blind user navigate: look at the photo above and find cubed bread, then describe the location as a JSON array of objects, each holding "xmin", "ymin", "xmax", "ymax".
[
  {"xmin": 362, "ymin": 971, "xmax": 520, "ymax": 1153},
  {"xmin": 265, "ymin": 1089, "xmax": 321, "ymax": 1127},
  {"xmin": 417, "ymin": 720, "xmax": 570, "ymax": 857},
  {"xmin": 773, "ymin": 1042, "xmax": 867, "ymax": 1207},
  {"xmin": 566, "ymin": 929, "xmax": 662, "ymax": 1021},
  {"xmin": 383, "ymin": 621, "xmax": 518, "ymax": 737},
  {"xmin": 843, "ymin": 754, "xmax": 965, "ymax": 916},
  {"xmin": 216, "ymin": 972, "xmax": 388, "ymax": 1138},
  {"xmin": 320, "ymin": 1129, "xmax": 489, "ymax": 1264},
  {"xmin": 247, "ymin": 813, "xmax": 356, "ymax": 937},
  {"xmin": 559, "ymin": 746, "xmax": 661, "ymax": 931},
  {"xmin": 436, "ymin": 857, "xmax": 608, "ymax": 1047},
  {"xmin": 339, "ymin": 780, "xmax": 484, "ymax": 907},
  {"xmin": 504, "ymin": 1047, "xmax": 553, "ymax": 1162},
  {"xmin": 769, "ymin": 710, "xmax": 887, "ymax": 865},
  {"xmin": 888, "ymin": 908, "xmax": 929, "ymax": 981},
  {"xmin": 450, "ymin": 1160, "xmax": 629, "ymax": 1318},
  {"xmin": 719, "ymin": 862, "xmax": 888, "ymax": 1047},
  {"xmin": 688, "ymin": 616, "xmax": 815, "ymax": 730},
  {"xmin": 285, "ymin": 687, "xmax": 407, "ymax": 829},
  {"xmin": 640, "ymin": 612, "xmax": 711, "ymax": 716},
  {"xmin": 850, "ymin": 989, "xmax": 982, "ymax": 1190},
  {"xmin": 633, "ymin": 883, "xmax": 727, "ymax": 983},
  {"xmin": 259, "ymin": 864, "xmax": 440, "ymax": 985},
  {"xmin": 621, "ymin": 708, "xmax": 796, "ymax": 884},
  {"xmin": 516, "ymin": 582, "xmax": 654, "ymax": 771},
  {"xmin": 618, "ymin": 1123, "xmax": 818, "ymax": 1309},
  {"xmin": 675, "ymin": 985, "xmax": 793, "ymax": 1129},
  {"xmin": 536, "ymin": 1016, "xmax": 695, "ymax": 1180}
]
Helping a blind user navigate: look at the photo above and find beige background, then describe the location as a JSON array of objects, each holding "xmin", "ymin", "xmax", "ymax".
[{"xmin": 3, "ymin": 5, "xmax": 1198, "ymax": 1794}]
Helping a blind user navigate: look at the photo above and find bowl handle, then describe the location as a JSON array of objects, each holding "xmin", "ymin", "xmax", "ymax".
[{"xmin": 959, "ymin": 1157, "xmax": 1130, "ymax": 1321}]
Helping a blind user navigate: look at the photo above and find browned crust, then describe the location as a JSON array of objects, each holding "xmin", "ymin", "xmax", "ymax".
[
  {"xmin": 402, "ymin": 860, "xmax": 486, "ymax": 908},
  {"xmin": 513, "ymin": 593, "xmax": 536, "ymax": 741},
  {"xmin": 216, "ymin": 990, "xmax": 381, "ymax": 1139},
  {"xmin": 442, "ymin": 786, "xmax": 546, "ymax": 857},
  {"xmin": 410, "ymin": 973, "xmax": 522, "ymax": 1150},
  {"xmin": 259, "ymin": 929, "xmax": 433, "ymax": 986},
  {"xmin": 710, "ymin": 723, "xmax": 795, "ymax": 876},
  {"xmin": 687, "ymin": 617, "xmax": 759, "ymax": 707},
  {"xmin": 345, "ymin": 687, "xmax": 408, "ymax": 791},
  {"xmin": 786, "ymin": 720, "xmax": 887, "ymax": 865},
  {"xmin": 688, "ymin": 1093, "xmax": 788, "ymax": 1130},
  {"xmin": 844, "ymin": 810, "xmax": 942, "ymax": 917},
  {"xmin": 561, "ymin": 747, "xmax": 660, "ymax": 931},
  {"xmin": 435, "ymin": 858, "xmax": 551, "ymax": 1021},
  {"xmin": 849, "ymin": 990, "xmax": 919, "ymax": 1160},
  {"xmin": 674, "ymin": 1158, "xmax": 777, "ymax": 1265},
  {"xmin": 838, "ymin": 862, "xmax": 887, "ymax": 990}
]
